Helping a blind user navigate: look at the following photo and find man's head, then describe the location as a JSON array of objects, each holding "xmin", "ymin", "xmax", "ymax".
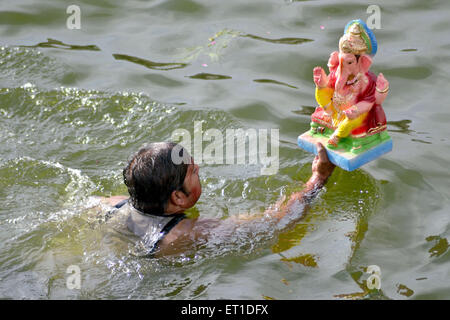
[{"xmin": 123, "ymin": 142, "xmax": 201, "ymax": 215}]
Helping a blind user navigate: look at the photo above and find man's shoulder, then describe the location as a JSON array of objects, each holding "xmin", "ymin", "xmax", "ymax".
[
  {"xmin": 154, "ymin": 218, "xmax": 194, "ymax": 256},
  {"xmin": 161, "ymin": 217, "xmax": 221, "ymax": 244},
  {"xmin": 161, "ymin": 217, "xmax": 197, "ymax": 243}
]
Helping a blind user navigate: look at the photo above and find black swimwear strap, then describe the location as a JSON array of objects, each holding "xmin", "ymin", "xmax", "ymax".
[
  {"xmin": 114, "ymin": 198, "xmax": 129, "ymax": 209},
  {"xmin": 160, "ymin": 214, "xmax": 186, "ymax": 236},
  {"xmin": 148, "ymin": 214, "xmax": 186, "ymax": 256},
  {"xmin": 105, "ymin": 198, "xmax": 129, "ymax": 221}
]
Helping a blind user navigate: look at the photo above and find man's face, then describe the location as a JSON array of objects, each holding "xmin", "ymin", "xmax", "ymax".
[{"xmin": 181, "ymin": 159, "xmax": 202, "ymax": 208}]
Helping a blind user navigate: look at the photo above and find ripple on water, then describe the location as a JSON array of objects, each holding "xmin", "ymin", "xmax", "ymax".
[{"xmin": 0, "ymin": 46, "xmax": 67, "ymax": 88}]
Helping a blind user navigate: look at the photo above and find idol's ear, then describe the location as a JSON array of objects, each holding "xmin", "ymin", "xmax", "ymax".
[
  {"xmin": 327, "ymin": 51, "xmax": 339, "ymax": 70},
  {"xmin": 359, "ymin": 54, "xmax": 372, "ymax": 74}
]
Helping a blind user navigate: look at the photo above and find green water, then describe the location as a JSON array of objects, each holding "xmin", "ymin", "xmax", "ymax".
[{"xmin": 0, "ymin": 0, "xmax": 449, "ymax": 299}]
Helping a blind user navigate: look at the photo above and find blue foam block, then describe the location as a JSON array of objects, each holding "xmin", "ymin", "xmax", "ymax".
[{"xmin": 298, "ymin": 132, "xmax": 393, "ymax": 171}]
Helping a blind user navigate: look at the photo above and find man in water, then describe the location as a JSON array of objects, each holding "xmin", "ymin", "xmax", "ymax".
[{"xmin": 104, "ymin": 141, "xmax": 335, "ymax": 257}]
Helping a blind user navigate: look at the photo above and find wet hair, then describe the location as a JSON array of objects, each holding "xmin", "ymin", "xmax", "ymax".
[{"xmin": 123, "ymin": 142, "xmax": 191, "ymax": 215}]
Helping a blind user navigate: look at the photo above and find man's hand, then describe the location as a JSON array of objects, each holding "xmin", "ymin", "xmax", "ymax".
[{"xmin": 311, "ymin": 142, "xmax": 335, "ymax": 184}]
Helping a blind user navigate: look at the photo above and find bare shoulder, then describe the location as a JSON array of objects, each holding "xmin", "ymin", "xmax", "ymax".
[
  {"xmin": 156, "ymin": 218, "xmax": 195, "ymax": 256},
  {"xmin": 156, "ymin": 217, "xmax": 221, "ymax": 256},
  {"xmin": 162, "ymin": 218, "xmax": 197, "ymax": 244}
]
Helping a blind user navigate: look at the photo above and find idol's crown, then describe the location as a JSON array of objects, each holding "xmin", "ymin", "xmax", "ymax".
[{"xmin": 339, "ymin": 23, "xmax": 368, "ymax": 55}]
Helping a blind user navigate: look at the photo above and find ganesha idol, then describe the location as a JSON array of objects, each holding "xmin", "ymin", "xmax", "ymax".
[{"xmin": 298, "ymin": 19, "xmax": 393, "ymax": 171}]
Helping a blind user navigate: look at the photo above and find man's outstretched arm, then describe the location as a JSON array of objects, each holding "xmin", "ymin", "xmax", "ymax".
[
  {"xmin": 159, "ymin": 142, "xmax": 336, "ymax": 256},
  {"xmin": 189, "ymin": 143, "xmax": 336, "ymax": 237},
  {"xmin": 265, "ymin": 142, "xmax": 335, "ymax": 222}
]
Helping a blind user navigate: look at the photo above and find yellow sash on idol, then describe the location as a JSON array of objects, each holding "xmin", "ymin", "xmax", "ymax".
[{"xmin": 315, "ymin": 87, "xmax": 368, "ymax": 138}]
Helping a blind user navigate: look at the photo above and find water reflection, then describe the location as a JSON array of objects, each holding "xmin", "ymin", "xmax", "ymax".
[
  {"xmin": 426, "ymin": 235, "xmax": 449, "ymax": 258},
  {"xmin": 387, "ymin": 120, "xmax": 432, "ymax": 144},
  {"xmin": 242, "ymin": 34, "xmax": 313, "ymax": 45},
  {"xmin": 253, "ymin": 79, "xmax": 298, "ymax": 89},
  {"xmin": 387, "ymin": 119, "xmax": 413, "ymax": 134},
  {"xmin": 187, "ymin": 73, "xmax": 231, "ymax": 80},
  {"xmin": 112, "ymin": 53, "xmax": 188, "ymax": 71},
  {"xmin": 279, "ymin": 253, "xmax": 318, "ymax": 268},
  {"xmin": 292, "ymin": 106, "xmax": 316, "ymax": 116},
  {"xmin": 20, "ymin": 38, "xmax": 100, "ymax": 51},
  {"xmin": 179, "ymin": 29, "xmax": 313, "ymax": 66},
  {"xmin": 396, "ymin": 283, "xmax": 415, "ymax": 297}
]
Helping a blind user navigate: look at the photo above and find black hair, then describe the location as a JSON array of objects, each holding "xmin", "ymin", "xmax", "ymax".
[{"xmin": 123, "ymin": 142, "xmax": 191, "ymax": 215}]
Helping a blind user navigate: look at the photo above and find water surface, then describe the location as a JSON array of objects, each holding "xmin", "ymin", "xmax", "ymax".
[{"xmin": 0, "ymin": 0, "xmax": 449, "ymax": 299}]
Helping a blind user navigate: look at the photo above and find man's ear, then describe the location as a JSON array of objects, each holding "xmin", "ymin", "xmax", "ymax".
[
  {"xmin": 359, "ymin": 54, "xmax": 372, "ymax": 74},
  {"xmin": 170, "ymin": 189, "xmax": 187, "ymax": 207}
]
